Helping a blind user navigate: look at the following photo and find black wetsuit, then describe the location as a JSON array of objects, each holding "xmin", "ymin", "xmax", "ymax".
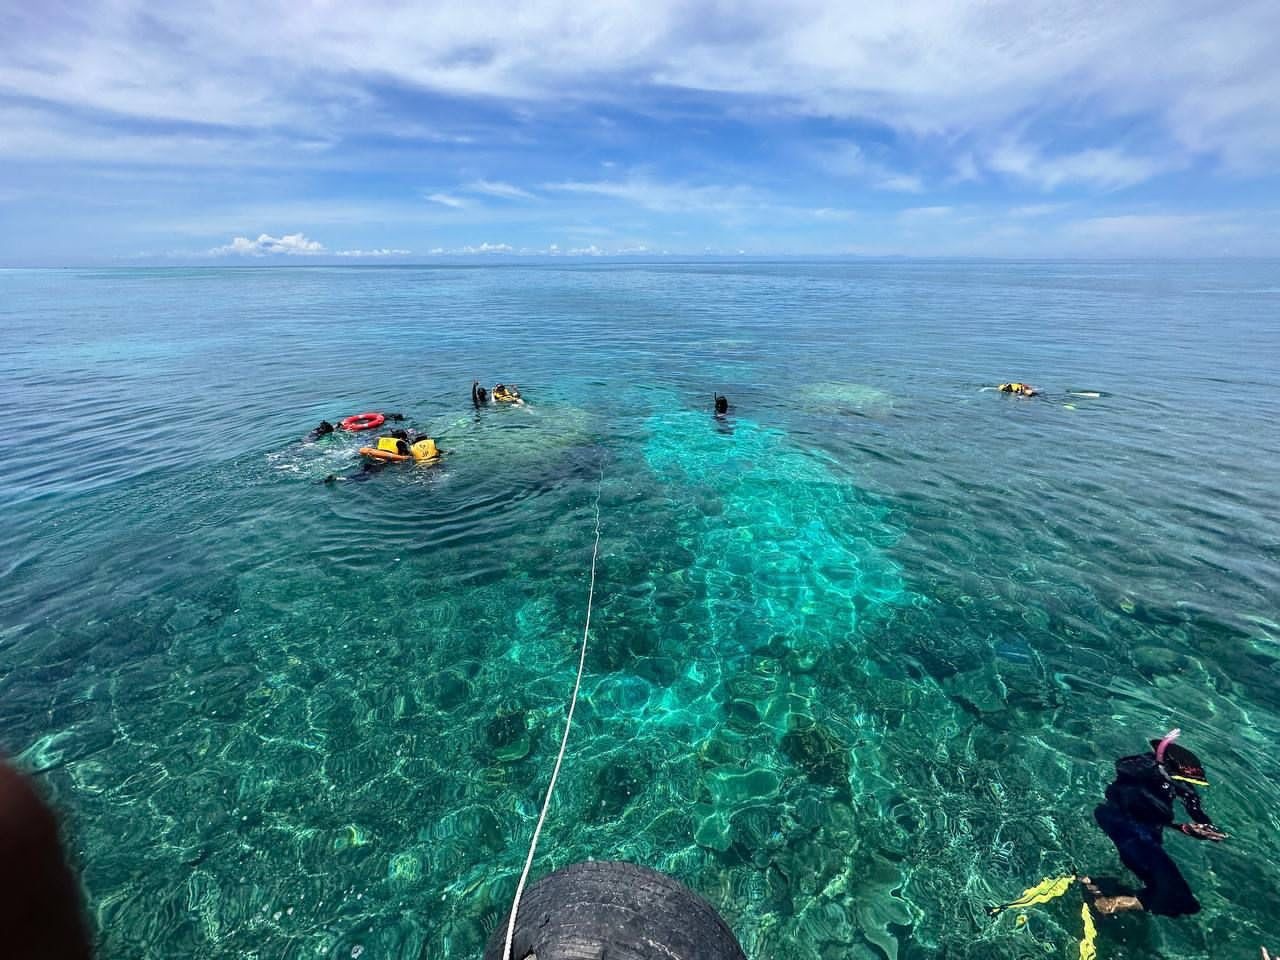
[
  {"xmin": 1094, "ymin": 752, "xmax": 1212, "ymax": 916},
  {"xmin": 306, "ymin": 420, "xmax": 336, "ymax": 441}
]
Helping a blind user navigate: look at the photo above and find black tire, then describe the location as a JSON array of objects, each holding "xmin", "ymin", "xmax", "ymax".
[{"xmin": 483, "ymin": 860, "xmax": 747, "ymax": 960}]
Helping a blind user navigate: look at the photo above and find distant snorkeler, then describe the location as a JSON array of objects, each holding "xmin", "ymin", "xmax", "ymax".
[
  {"xmin": 714, "ymin": 393, "xmax": 730, "ymax": 416},
  {"xmin": 472, "ymin": 380, "xmax": 489, "ymax": 407},
  {"xmin": 1083, "ymin": 729, "xmax": 1226, "ymax": 917},
  {"xmin": 998, "ymin": 382, "xmax": 1039, "ymax": 397}
]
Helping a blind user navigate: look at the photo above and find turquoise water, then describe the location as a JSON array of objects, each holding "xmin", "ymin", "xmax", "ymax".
[{"xmin": 1, "ymin": 262, "xmax": 1278, "ymax": 959}]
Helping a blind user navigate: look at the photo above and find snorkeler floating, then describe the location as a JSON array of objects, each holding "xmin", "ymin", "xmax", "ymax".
[
  {"xmin": 305, "ymin": 420, "xmax": 336, "ymax": 441},
  {"xmin": 987, "ymin": 728, "xmax": 1226, "ymax": 951},
  {"xmin": 714, "ymin": 392, "xmax": 730, "ymax": 416},
  {"xmin": 473, "ymin": 380, "xmax": 523, "ymax": 405},
  {"xmin": 998, "ymin": 382, "xmax": 1038, "ymax": 397},
  {"xmin": 1083, "ymin": 729, "xmax": 1226, "ymax": 917}
]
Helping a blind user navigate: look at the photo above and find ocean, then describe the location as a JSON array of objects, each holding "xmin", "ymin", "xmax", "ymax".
[{"xmin": 1, "ymin": 261, "xmax": 1277, "ymax": 959}]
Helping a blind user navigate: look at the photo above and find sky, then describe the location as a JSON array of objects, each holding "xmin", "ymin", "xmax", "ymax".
[{"xmin": 2, "ymin": 0, "xmax": 1279, "ymax": 263}]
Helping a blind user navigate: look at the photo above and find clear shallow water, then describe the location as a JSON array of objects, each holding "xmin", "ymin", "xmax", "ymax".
[{"xmin": 1, "ymin": 261, "xmax": 1278, "ymax": 959}]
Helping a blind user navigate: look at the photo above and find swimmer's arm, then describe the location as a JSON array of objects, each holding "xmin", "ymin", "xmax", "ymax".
[
  {"xmin": 1176, "ymin": 822, "xmax": 1228, "ymax": 841},
  {"xmin": 1174, "ymin": 783, "xmax": 1215, "ymax": 826}
]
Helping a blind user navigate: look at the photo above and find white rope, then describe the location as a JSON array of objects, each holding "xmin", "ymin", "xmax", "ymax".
[{"xmin": 502, "ymin": 477, "xmax": 604, "ymax": 960}]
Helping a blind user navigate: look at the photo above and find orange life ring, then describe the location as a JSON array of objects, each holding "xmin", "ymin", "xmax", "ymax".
[
  {"xmin": 341, "ymin": 412, "xmax": 385, "ymax": 431},
  {"xmin": 359, "ymin": 446, "xmax": 409, "ymax": 462}
]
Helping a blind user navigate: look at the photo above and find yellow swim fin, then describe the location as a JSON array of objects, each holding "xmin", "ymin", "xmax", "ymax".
[
  {"xmin": 1079, "ymin": 902, "xmax": 1097, "ymax": 960},
  {"xmin": 987, "ymin": 875, "xmax": 1076, "ymax": 916}
]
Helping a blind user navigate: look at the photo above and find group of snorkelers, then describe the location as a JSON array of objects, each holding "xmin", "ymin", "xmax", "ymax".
[
  {"xmin": 309, "ymin": 379, "xmax": 526, "ymax": 482},
  {"xmin": 310, "ymin": 384, "xmax": 732, "ymax": 482}
]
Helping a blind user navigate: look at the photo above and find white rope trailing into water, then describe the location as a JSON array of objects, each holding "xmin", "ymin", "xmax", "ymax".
[{"xmin": 502, "ymin": 473, "xmax": 604, "ymax": 960}]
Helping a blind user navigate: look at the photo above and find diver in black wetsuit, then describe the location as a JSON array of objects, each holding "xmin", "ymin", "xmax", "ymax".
[
  {"xmin": 1084, "ymin": 730, "xmax": 1226, "ymax": 916},
  {"xmin": 714, "ymin": 393, "xmax": 729, "ymax": 416},
  {"xmin": 306, "ymin": 420, "xmax": 336, "ymax": 441}
]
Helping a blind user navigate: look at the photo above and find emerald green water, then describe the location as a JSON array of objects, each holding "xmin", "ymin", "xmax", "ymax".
[{"xmin": 1, "ymin": 263, "xmax": 1277, "ymax": 959}]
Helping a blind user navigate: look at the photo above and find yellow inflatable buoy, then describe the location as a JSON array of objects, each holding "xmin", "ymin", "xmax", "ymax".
[
  {"xmin": 1079, "ymin": 902, "xmax": 1097, "ymax": 960},
  {"xmin": 987, "ymin": 875, "xmax": 1076, "ymax": 916}
]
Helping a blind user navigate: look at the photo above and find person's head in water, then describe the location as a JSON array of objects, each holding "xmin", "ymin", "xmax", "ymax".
[
  {"xmin": 492, "ymin": 383, "xmax": 523, "ymax": 403},
  {"xmin": 306, "ymin": 420, "xmax": 336, "ymax": 441},
  {"xmin": 1151, "ymin": 731, "xmax": 1210, "ymax": 787},
  {"xmin": 714, "ymin": 393, "xmax": 729, "ymax": 415}
]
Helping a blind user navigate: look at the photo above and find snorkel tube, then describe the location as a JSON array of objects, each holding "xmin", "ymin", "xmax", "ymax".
[{"xmin": 1155, "ymin": 728, "xmax": 1181, "ymax": 764}]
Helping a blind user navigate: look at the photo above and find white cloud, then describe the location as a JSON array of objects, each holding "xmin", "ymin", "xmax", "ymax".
[
  {"xmin": 950, "ymin": 153, "xmax": 981, "ymax": 184},
  {"xmin": 206, "ymin": 234, "xmax": 410, "ymax": 257},
  {"xmin": 466, "ymin": 180, "xmax": 535, "ymax": 200},
  {"xmin": 1008, "ymin": 202, "xmax": 1068, "ymax": 218},
  {"xmin": 2, "ymin": 1, "xmax": 1279, "ymax": 177},
  {"xmin": 814, "ymin": 143, "xmax": 924, "ymax": 193},
  {"xmin": 898, "ymin": 206, "xmax": 954, "ymax": 220},
  {"xmin": 414, "ymin": 241, "xmax": 668, "ymax": 256},
  {"xmin": 458, "ymin": 242, "xmax": 514, "ymax": 254},
  {"xmin": 427, "ymin": 193, "xmax": 467, "ymax": 208},
  {"xmin": 210, "ymin": 232, "xmax": 326, "ymax": 255},
  {"xmin": 544, "ymin": 175, "xmax": 755, "ymax": 214},
  {"xmin": 1056, "ymin": 212, "xmax": 1267, "ymax": 254},
  {"xmin": 988, "ymin": 142, "xmax": 1173, "ymax": 190}
]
